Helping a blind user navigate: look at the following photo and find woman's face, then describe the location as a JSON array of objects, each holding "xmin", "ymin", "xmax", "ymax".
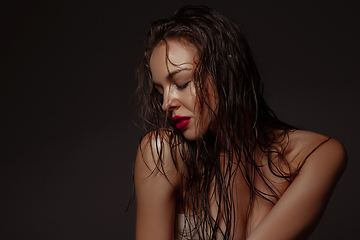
[{"xmin": 149, "ymin": 39, "xmax": 217, "ymax": 141}]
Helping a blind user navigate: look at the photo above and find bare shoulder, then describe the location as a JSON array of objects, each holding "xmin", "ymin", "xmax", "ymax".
[
  {"xmin": 134, "ymin": 130, "xmax": 183, "ymax": 239},
  {"xmin": 135, "ymin": 130, "xmax": 182, "ymax": 188},
  {"xmin": 287, "ymin": 130, "xmax": 347, "ymax": 173},
  {"xmin": 248, "ymin": 130, "xmax": 347, "ymax": 240}
]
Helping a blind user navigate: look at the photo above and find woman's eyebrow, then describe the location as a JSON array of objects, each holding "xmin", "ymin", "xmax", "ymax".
[
  {"xmin": 167, "ymin": 67, "xmax": 192, "ymax": 79},
  {"xmin": 152, "ymin": 67, "xmax": 193, "ymax": 85}
]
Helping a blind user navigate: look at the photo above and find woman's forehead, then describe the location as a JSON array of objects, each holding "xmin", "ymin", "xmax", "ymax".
[{"xmin": 149, "ymin": 40, "xmax": 198, "ymax": 75}]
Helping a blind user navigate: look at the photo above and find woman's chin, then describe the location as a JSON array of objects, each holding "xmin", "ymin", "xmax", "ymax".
[
  {"xmin": 181, "ymin": 129, "xmax": 207, "ymax": 141},
  {"xmin": 182, "ymin": 132, "xmax": 199, "ymax": 141}
]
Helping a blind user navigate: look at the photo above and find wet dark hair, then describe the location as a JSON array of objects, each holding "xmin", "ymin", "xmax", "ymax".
[{"xmin": 136, "ymin": 5, "xmax": 296, "ymax": 239}]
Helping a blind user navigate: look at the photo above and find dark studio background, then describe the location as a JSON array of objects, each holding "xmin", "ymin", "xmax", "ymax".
[{"xmin": 1, "ymin": 0, "xmax": 359, "ymax": 239}]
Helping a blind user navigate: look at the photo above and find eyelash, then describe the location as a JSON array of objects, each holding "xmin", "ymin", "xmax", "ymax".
[
  {"xmin": 154, "ymin": 81, "xmax": 190, "ymax": 95},
  {"xmin": 177, "ymin": 81, "xmax": 190, "ymax": 90}
]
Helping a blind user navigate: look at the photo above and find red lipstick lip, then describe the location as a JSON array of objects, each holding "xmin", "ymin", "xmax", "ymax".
[{"xmin": 172, "ymin": 115, "xmax": 191, "ymax": 130}]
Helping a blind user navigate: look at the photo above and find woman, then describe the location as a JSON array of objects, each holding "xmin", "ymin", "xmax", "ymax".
[{"xmin": 134, "ymin": 5, "xmax": 347, "ymax": 240}]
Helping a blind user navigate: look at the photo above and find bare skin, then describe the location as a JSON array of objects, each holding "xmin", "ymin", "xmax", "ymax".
[
  {"xmin": 135, "ymin": 130, "xmax": 346, "ymax": 240},
  {"xmin": 134, "ymin": 40, "xmax": 347, "ymax": 240}
]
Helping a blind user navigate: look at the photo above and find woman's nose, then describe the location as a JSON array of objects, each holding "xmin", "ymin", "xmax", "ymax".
[{"xmin": 162, "ymin": 87, "xmax": 178, "ymax": 112}]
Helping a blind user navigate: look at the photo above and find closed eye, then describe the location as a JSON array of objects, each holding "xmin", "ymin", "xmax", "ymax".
[{"xmin": 177, "ymin": 81, "xmax": 190, "ymax": 90}]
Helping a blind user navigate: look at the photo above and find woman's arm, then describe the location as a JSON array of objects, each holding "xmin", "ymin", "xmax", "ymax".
[
  {"xmin": 134, "ymin": 133, "xmax": 181, "ymax": 240},
  {"xmin": 247, "ymin": 138, "xmax": 347, "ymax": 240}
]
